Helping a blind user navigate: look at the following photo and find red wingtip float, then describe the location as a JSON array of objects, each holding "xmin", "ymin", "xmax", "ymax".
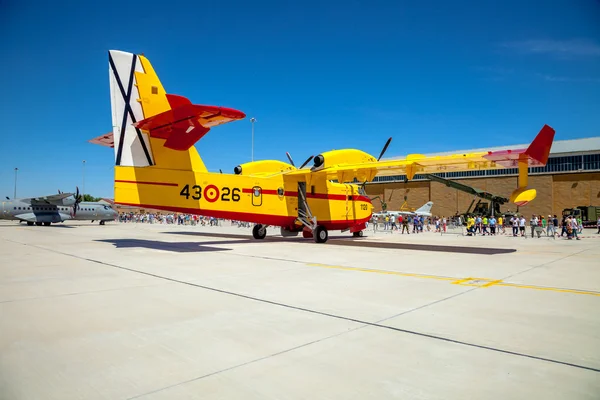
[{"xmin": 133, "ymin": 94, "xmax": 246, "ymax": 151}]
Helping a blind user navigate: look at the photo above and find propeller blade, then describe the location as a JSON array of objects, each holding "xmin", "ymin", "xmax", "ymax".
[
  {"xmin": 286, "ymin": 152, "xmax": 295, "ymax": 167},
  {"xmin": 377, "ymin": 137, "xmax": 393, "ymax": 161},
  {"xmin": 299, "ymin": 155, "xmax": 314, "ymax": 169},
  {"xmin": 219, "ymin": 169, "xmax": 223, "ymax": 174}
]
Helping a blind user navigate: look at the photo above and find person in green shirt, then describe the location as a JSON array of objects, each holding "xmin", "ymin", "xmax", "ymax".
[{"xmin": 482, "ymin": 216, "xmax": 488, "ymax": 235}]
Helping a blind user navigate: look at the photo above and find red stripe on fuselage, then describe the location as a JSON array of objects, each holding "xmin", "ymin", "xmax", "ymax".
[
  {"xmin": 240, "ymin": 189, "xmax": 371, "ymax": 203},
  {"xmin": 115, "ymin": 180, "xmax": 178, "ymax": 187}
]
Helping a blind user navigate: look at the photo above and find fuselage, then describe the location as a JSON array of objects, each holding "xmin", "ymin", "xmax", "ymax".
[
  {"xmin": 0, "ymin": 200, "xmax": 117, "ymax": 224},
  {"xmin": 115, "ymin": 167, "xmax": 373, "ymax": 231}
]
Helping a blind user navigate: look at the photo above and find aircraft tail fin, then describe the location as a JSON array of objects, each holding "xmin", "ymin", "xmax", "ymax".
[
  {"xmin": 416, "ymin": 201, "xmax": 433, "ymax": 214},
  {"xmin": 108, "ymin": 50, "xmax": 156, "ymax": 168},
  {"xmin": 106, "ymin": 50, "xmax": 245, "ymax": 172}
]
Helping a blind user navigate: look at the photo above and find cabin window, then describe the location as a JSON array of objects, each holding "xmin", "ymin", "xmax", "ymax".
[
  {"xmin": 311, "ymin": 186, "xmax": 315, "ymax": 195},
  {"xmin": 277, "ymin": 187, "xmax": 284, "ymax": 197}
]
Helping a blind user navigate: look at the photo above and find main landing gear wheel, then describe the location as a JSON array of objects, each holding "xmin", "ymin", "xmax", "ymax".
[
  {"xmin": 252, "ymin": 224, "xmax": 267, "ymax": 240},
  {"xmin": 27, "ymin": 221, "xmax": 34, "ymax": 226},
  {"xmin": 43, "ymin": 222, "xmax": 51, "ymax": 226},
  {"xmin": 314, "ymin": 225, "xmax": 328, "ymax": 243},
  {"xmin": 353, "ymin": 231, "xmax": 364, "ymax": 237},
  {"xmin": 99, "ymin": 221, "xmax": 105, "ymax": 225},
  {"xmin": 35, "ymin": 222, "xmax": 42, "ymax": 226}
]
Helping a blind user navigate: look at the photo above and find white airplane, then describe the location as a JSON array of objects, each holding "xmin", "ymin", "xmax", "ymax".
[{"xmin": 373, "ymin": 201, "xmax": 433, "ymax": 218}]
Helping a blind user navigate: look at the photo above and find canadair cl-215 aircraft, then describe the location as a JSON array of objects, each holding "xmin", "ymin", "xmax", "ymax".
[{"xmin": 89, "ymin": 50, "xmax": 555, "ymax": 243}]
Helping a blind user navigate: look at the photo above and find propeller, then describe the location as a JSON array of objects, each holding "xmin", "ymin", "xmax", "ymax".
[
  {"xmin": 73, "ymin": 186, "xmax": 82, "ymax": 216},
  {"xmin": 286, "ymin": 152, "xmax": 314, "ymax": 169},
  {"xmin": 359, "ymin": 137, "xmax": 393, "ymax": 192},
  {"xmin": 377, "ymin": 137, "xmax": 392, "ymax": 161},
  {"xmin": 299, "ymin": 155, "xmax": 314, "ymax": 169},
  {"xmin": 286, "ymin": 152, "xmax": 295, "ymax": 167}
]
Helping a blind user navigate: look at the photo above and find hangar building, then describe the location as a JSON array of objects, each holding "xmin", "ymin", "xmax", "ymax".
[{"xmin": 365, "ymin": 137, "xmax": 600, "ymax": 218}]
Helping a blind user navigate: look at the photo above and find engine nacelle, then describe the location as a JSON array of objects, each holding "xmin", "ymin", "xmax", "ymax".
[
  {"xmin": 234, "ymin": 160, "xmax": 295, "ymax": 176},
  {"xmin": 312, "ymin": 149, "xmax": 376, "ymax": 171}
]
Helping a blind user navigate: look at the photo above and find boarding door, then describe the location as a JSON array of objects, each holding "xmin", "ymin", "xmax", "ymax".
[{"xmin": 345, "ymin": 184, "xmax": 356, "ymax": 224}]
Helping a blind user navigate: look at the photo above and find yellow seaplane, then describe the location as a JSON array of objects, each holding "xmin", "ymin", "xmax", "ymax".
[{"xmin": 90, "ymin": 50, "xmax": 555, "ymax": 243}]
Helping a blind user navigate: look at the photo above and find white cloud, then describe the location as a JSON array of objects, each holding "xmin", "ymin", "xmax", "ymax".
[
  {"xmin": 536, "ymin": 74, "xmax": 600, "ymax": 83},
  {"xmin": 501, "ymin": 39, "xmax": 600, "ymax": 57}
]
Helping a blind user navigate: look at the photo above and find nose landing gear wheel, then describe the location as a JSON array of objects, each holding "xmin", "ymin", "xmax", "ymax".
[
  {"xmin": 314, "ymin": 225, "xmax": 328, "ymax": 243},
  {"xmin": 252, "ymin": 224, "xmax": 267, "ymax": 239}
]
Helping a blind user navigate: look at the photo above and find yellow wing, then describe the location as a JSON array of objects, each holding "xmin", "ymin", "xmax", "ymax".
[{"xmin": 288, "ymin": 124, "xmax": 555, "ymax": 183}]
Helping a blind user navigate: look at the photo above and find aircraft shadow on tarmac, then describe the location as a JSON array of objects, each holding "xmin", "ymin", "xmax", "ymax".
[
  {"xmin": 95, "ymin": 238, "xmax": 236, "ymax": 253},
  {"xmin": 163, "ymin": 231, "xmax": 516, "ymax": 255}
]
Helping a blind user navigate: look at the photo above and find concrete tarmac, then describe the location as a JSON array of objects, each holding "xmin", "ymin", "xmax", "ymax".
[{"xmin": 0, "ymin": 220, "xmax": 599, "ymax": 399}]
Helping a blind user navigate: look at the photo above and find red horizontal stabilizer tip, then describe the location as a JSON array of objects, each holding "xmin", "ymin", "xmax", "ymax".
[
  {"xmin": 166, "ymin": 94, "xmax": 192, "ymax": 109},
  {"xmin": 88, "ymin": 132, "xmax": 115, "ymax": 148},
  {"xmin": 525, "ymin": 124, "xmax": 555, "ymax": 165}
]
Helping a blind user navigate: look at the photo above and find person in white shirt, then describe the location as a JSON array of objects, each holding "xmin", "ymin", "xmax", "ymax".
[{"xmin": 519, "ymin": 216, "xmax": 526, "ymax": 237}]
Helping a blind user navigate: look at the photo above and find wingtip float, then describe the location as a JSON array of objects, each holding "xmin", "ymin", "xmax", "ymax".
[{"xmin": 90, "ymin": 50, "xmax": 555, "ymax": 242}]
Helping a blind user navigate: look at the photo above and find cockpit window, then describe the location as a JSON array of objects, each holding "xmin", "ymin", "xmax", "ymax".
[{"xmin": 358, "ymin": 186, "xmax": 366, "ymax": 196}]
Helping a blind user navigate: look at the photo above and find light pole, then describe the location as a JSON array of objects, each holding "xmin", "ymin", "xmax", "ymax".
[
  {"xmin": 250, "ymin": 117, "xmax": 256, "ymax": 161},
  {"xmin": 82, "ymin": 160, "xmax": 86, "ymax": 199},
  {"xmin": 14, "ymin": 168, "xmax": 18, "ymax": 199}
]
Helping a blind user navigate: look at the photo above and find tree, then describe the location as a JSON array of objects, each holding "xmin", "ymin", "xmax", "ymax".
[{"xmin": 82, "ymin": 194, "xmax": 103, "ymax": 202}]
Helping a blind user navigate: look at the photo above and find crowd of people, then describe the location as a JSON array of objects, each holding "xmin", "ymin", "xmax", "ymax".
[
  {"xmin": 117, "ymin": 210, "xmax": 599, "ymax": 239},
  {"xmin": 117, "ymin": 212, "xmax": 250, "ymax": 227},
  {"xmin": 463, "ymin": 213, "xmax": 594, "ymax": 239},
  {"xmin": 372, "ymin": 212, "xmax": 599, "ymax": 239},
  {"xmin": 370, "ymin": 214, "xmax": 457, "ymax": 234}
]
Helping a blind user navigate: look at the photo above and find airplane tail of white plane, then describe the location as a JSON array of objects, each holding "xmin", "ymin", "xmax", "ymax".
[{"xmin": 416, "ymin": 201, "xmax": 433, "ymax": 215}]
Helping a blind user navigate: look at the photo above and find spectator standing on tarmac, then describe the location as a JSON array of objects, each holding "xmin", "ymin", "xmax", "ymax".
[
  {"xmin": 597, "ymin": 216, "xmax": 600, "ymax": 234},
  {"xmin": 511, "ymin": 215, "xmax": 518, "ymax": 236},
  {"xmin": 530, "ymin": 215, "xmax": 538, "ymax": 238},
  {"xmin": 547, "ymin": 215, "xmax": 555, "ymax": 236},
  {"xmin": 571, "ymin": 216, "xmax": 581, "ymax": 240},
  {"xmin": 519, "ymin": 215, "xmax": 526, "ymax": 237},
  {"xmin": 402, "ymin": 215, "xmax": 410, "ymax": 234},
  {"xmin": 489, "ymin": 215, "xmax": 497, "ymax": 235}
]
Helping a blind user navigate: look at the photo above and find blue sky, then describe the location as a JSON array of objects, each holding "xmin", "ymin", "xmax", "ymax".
[{"xmin": 1, "ymin": 0, "xmax": 599, "ymax": 198}]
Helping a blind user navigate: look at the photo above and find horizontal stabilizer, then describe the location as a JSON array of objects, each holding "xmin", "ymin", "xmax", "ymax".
[
  {"xmin": 89, "ymin": 133, "xmax": 115, "ymax": 148},
  {"xmin": 133, "ymin": 95, "xmax": 246, "ymax": 151}
]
